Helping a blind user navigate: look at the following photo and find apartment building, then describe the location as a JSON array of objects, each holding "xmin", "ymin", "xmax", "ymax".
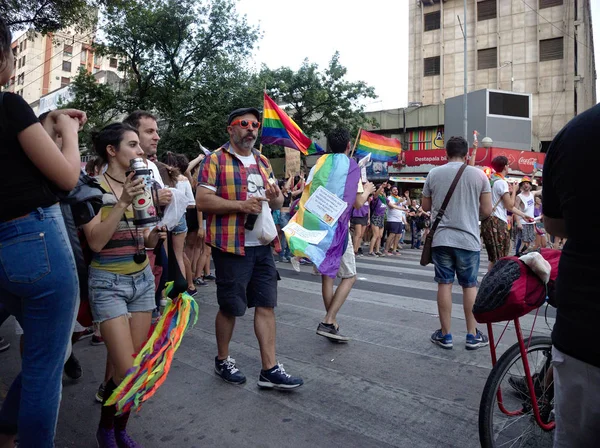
[
  {"xmin": 6, "ymin": 27, "xmax": 123, "ymax": 108},
  {"xmin": 408, "ymin": 0, "xmax": 596, "ymax": 151}
]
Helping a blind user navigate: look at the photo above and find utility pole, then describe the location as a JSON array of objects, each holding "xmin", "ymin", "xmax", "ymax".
[{"xmin": 462, "ymin": 0, "xmax": 468, "ymax": 140}]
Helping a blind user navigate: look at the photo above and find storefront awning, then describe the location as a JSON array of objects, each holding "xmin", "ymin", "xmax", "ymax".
[{"xmin": 388, "ymin": 176, "xmax": 427, "ymax": 184}]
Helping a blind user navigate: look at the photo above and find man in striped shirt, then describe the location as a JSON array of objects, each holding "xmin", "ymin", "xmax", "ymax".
[{"xmin": 197, "ymin": 107, "xmax": 303, "ymax": 390}]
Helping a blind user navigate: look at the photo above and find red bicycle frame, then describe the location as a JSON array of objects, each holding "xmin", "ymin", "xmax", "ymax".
[{"xmin": 486, "ymin": 318, "xmax": 555, "ymax": 431}]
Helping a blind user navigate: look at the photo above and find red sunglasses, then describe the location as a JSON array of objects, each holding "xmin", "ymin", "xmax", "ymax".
[{"xmin": 230, "ymin": 119, "xmax": 261, "ymax": 129}]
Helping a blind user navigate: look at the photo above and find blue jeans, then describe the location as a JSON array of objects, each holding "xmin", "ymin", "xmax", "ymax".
[
  {"xmin": 0, "ymin": 205, "xmax": 78, "ymax": 447},
  {"xmin": 279, "ymin": 212, "xmax": 291, "ymax": 259},
  {"xmin": 432, "ymin": 246, "xmax": 480, "ymax": 288},
  {"xmin": 410, "ymin": 220, "xmax": 421, "ymax": 249}
]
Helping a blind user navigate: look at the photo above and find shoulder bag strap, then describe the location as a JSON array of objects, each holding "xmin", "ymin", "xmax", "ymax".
[{"xmin": 430, "ymin": 163, "xmax": 468, "ymax": 234}]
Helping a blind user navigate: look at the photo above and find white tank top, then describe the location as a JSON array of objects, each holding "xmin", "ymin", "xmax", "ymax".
[{"xmin": 518, "ymin": 192, "xmax": 535, "ymax": 224}]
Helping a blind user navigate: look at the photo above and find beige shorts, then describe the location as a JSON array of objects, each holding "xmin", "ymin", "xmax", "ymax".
[
  {"xmin": 311, "ymin": 238, "xmax": 357, "ymax": 278},
  {"xmin": 337, "ymin": 238, "xmax": 357, "ymax": 278}
]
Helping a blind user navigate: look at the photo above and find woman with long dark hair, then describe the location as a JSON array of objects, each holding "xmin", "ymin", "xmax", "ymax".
[
  {"xmin": 0, "ymin": 17, "xmax": 86, "ymax": 448},
  {"xmin": 83, "ymin": 123, "xmax": 165, "ymax": 447}
]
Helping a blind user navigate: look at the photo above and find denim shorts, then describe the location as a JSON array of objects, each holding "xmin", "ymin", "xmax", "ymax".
[
  {"xmin": 432, "ymin": 246, "xmax": 480, "ymax": 288},
  {"xmin": 212, "ymin": 245, "xmax": 277, "ymax": 317},
  {"xmin": 88, "ymin": 265, "xmax": 155, "ymax": 323},
  {"xmin": 172, "ymin": 214, "xmax": 188, "ymax": 235}
]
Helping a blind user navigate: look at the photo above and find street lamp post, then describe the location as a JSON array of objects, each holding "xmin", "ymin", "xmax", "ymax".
[{"xmin": 498, "ymin": 61, "xmax": 513, "ymax": 91}]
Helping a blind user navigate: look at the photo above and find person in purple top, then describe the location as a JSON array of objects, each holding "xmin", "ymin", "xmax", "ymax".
[
  {"xmin": 350, "ymin": 192, "xmax": 370, "ymax": 256},
  {"xmin": 368, "ymin": 183, "xmax": 388, "ymax": 256}
]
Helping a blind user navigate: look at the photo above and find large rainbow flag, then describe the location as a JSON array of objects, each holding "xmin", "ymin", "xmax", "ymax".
[
  {"xmin": 261, "ymin": 93, "xmax": 324, "ymax": 155},
  {"xmin": 284, "ymin": 153, "xmax": 360, "ymax": 278},
  {"xmin": 355, "ymin": 129, "xmax": 402, "ymax": 162}
]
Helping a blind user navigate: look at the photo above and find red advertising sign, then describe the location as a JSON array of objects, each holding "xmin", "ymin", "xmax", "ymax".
[
  {"xmin": 490, "ymin": 148, "xmax": 545, "ymax": 175},
  {"xmin": 403, "ymin": 147, "xmax": 545, "ymax": 175}
]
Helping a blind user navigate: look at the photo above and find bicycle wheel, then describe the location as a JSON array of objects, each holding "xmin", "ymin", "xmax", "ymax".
[{"xmin": 479, "ymin": 336, "xmax": 555, "ymax": 448}]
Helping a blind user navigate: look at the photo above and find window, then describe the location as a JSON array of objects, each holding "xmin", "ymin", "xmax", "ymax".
[
  {"xmin": 424, "ymin": 56, "xmax": 440, "ymax": 76},
  {"xmin": 80, "ymin": 51, "xmax": 87, "ymax": 62},
  {"xmin": 18, "ymin": 89, "xmax": 23, "ymax": 96},
  {"xmin": 21, "ymin": 55, "xmax": 25, "ymax": 66},
  {"xmin": 17, "ymin": 58, "xmax": 21, "ymax": 69},
  {"xmin": 94, "ymin": 54, "xmax": 100, "ymax": 66},
  {"xmin": 488, "ymin": 92, "xmax": 530, "ymax": 118},
  {"xmin": 109, "ymin": 57, "xmax": 118, "ymax": 68},
  {"xmin": 539, "ymin": 37, "xmax": 564, "ymax": 61},
  {"xmin": 477, "ymin": 0, "xmax": 497, "ymax": 21},
  {"xmin": 478, "ymin": 47, "xmax": 497, "ymax": 69},
  {"xmin": 61, "ymin": 76, "xmax": 71, "ymax": 87},
  {"xmin": 17, "ymin": 73, "xmax": 24, "ymax": 85},
  {"xmin": 62, "ymin": 60, "xmax": 72, "ymax": 71},
  {"xmin": 424, "ymin": 11, "xmax": 441, "ymax": 31},
  {"xmin": 539, "ymin": 0, "xmax": 562, "ymax": 8},
  {"xmin": 19, "ymin": 41, "xmax": 23, "ymax": 52},
  {"xmin": 64, "ymin": 44, "xmax": 73, "ymax": 56}
]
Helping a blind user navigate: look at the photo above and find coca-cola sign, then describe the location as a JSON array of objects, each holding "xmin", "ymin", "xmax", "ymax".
[{"xmin": 491, "ymin": 148, "xmax": 545, "ymax": 175}]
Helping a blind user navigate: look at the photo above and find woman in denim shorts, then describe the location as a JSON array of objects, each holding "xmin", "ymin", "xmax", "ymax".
[{"xmin": 83, "ymin": 123, "xmax": 166, "ymax": 447}]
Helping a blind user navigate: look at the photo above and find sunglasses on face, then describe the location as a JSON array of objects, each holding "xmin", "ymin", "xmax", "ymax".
[{"xmin": 230, "ymin": 119, "xmax": 261, "ymax": 129}]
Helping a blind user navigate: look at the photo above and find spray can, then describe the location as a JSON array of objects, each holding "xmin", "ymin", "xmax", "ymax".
[{"xmin": 129, "ymin": 158, "xmax": 159, "ymax": 227}]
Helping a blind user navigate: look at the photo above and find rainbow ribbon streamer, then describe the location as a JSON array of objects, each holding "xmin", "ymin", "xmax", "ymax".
[{"xmin": 105, "ymin": 281, "xmax": 199, "ymax": 415}]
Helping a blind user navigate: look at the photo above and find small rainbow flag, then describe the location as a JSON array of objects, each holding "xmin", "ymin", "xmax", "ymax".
[
  {"xmin": 355, "ymin": 130, "xmax": 402, "ymax": 162},
  {"xmin": 261, "ymin": 93, "xmax": 324, "ymax": 155}
]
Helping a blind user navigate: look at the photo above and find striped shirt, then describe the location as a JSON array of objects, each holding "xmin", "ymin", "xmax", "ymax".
[
  {"xmin": 198, "ymin": 142, "xmax": 281, "ymax": 256},
  {"xmin": 90, "ymin": 178, "xmax": 149, "ymax": 274}
]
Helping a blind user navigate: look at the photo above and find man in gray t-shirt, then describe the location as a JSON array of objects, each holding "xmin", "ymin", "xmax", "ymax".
[{"xmin": 422, "ymin": 136, "xmax": 492, "ymax": 351}]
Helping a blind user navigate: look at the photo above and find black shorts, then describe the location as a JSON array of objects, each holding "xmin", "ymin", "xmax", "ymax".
[
  {"xmin": 386, "ymin": 221, "xmax": 404, "ymax": 234},
  {"xmin": 212, "ymin": 245, "xmax": 277, "ymax": 317},
  {"xmin": 185, "ymin": 208, "xmax": 199, "ymax": 232},
  {"xmin": 350, "ymin": 216, "xmax": 368, "ymax": 226}
]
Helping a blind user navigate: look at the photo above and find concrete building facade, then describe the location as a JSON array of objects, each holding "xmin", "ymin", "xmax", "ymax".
[
  {"xmin": 408, "ymin": 0, "xmax": 596, "ymax": 151},
  {"xmin": 5, "ymin": 27, "xmax": 124, "ymax": 108}
]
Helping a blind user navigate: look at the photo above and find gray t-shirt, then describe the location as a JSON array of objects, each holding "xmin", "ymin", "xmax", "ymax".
[{"xmin": 422, "ymin": 162, "xmax": 491, "ymax": 251}]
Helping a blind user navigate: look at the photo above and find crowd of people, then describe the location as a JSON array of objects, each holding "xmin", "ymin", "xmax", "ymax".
[{"xmin": 0, "ymin": 12, "xmax": 596, "ymax": 447}]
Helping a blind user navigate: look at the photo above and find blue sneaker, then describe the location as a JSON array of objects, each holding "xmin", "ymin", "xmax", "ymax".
[
  {"xmin": 466, "ymin": 329, "xmax": 489, "ymax": 350},
  {"xmin": 431, "ymin": 329, "xmax": 453, "ymax": 349},
  {"xmin": 215, "ymin": 356, "xmax": 246, "ymax": 384},
  {"xmin": 257, "ymin": 363, "xmax": 303, "ymax": 390}
]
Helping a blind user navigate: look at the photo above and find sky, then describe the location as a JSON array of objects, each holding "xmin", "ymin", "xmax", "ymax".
[{"xmin": 237, "ymin": 0, "xmax": 600, "ymax": 112}]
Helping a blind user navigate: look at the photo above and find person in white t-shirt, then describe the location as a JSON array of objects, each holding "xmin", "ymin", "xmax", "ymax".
[
  {"xmin": 383, "ymin": 186, "xmax": 408, "ymax": 255},
  {"xmin": 514, "ymin": 176, "xmax": 542, "ymax": 255},
  {"xmin": 481, "ymin": 156, "xmax": 535, "ymax": 270}
]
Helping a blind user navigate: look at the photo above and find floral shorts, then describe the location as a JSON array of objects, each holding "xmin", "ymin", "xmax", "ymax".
[{"xmin": 481, "ymin": 216, "xmax": 511, "ymax": 263}]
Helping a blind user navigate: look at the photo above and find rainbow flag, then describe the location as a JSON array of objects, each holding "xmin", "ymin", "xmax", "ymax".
[
  {"xmin": 261, "ymin": 93, "xmax": 324, "ymax": 155},
  {"xmin": 284, "ymin": 154, "xmax": 360, "ymax": 278},
  {"xmin": 355, "ymin": 129, "xmax": 401, "ymax": 162}
]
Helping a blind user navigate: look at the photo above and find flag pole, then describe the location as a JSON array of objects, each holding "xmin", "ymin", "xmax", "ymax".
[{"xmin": 349, "ymin": 128, "xmax": 362, "ymax": 158}]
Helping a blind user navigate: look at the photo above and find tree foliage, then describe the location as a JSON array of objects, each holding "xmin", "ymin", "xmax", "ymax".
[
  {"xmin": 96, "ymin": 0, "xmax": 261, "ymax": 155},
  {"xmin": 262, "ymin": 52, "xmax": 378, "ymax": 139},
  {"xmin": 3, "ymin": 0, "xmax": 117, "ymax": 33},
  {"xmin": 61, "ymin": 68, "xmax": 122, "ymax": 151}
]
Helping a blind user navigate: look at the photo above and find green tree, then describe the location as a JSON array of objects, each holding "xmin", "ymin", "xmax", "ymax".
[
  {"xmin": 262, "ymin": 52, "xmax": 378, "ymax": 140},
  {"xmin": 96, "ymin": 0, "xmax": 261, "ymax": 156},
  {"xmin": 3, "ymin": 0, "xmax": 119, "ymax": 33},
  {"xmin": 61, "ymin": 68, "xmax": 122, "ymax": 152}
]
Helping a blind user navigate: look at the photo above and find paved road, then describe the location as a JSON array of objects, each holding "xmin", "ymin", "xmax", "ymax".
[{"xmin": 0, "ymin": 248, "xmax": 552, "ymax": 447}]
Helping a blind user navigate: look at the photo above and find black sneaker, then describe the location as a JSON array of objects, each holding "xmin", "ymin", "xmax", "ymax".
[
  {"xmin": 186, "ymin": 287, "xmax": 198, "ymax": 297},
  {"xmin": 257, "ymin": 363, "xmax": 303, "ymax": 390},
  {"xmin": 203, "ymin": 274, "xmax": 216, "ymax": 281},
  {"xmin": 316, "ymin": 322, "xmax": 349, "ymax": 342},
  {"xmin": 64, "ymin": 353, "xmax": 83, "ymax": 380},
  {"xmin": 214, "ymin": 356, "xmax": 246, "ymax": 384},
  {"xmin": 0, "ymin": 337, "xmax": 10, "ymax": 353},
  {"xmin": 194, "ymin": 277, "xmax": 208, "ymax": 286},
  {"xmin": 95, "ymin": 382, "xmax": 105, "ymax": 403}
]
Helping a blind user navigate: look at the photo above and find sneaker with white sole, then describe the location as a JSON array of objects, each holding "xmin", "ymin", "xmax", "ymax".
[
  {"xmin": 0, "ymin": 337, "xmax": 10, "ymax": 353},
  {"xmin": 257, "ymin": 363, "xmax": 303, "ymax": 390},
  {"xmin": 316, "ymin": 322, "xmax": 349, "ymax": 342},
  {"xmin": 214, "ymin": 356, "xmax": 246, "ymax": 384},
  {"xmin": 431, "ymin": 329, "xmax": 453, "ymax": 349},
  {"xmin": 466, "ymin": 329, "xmax": 489, "ymax": 350}
]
